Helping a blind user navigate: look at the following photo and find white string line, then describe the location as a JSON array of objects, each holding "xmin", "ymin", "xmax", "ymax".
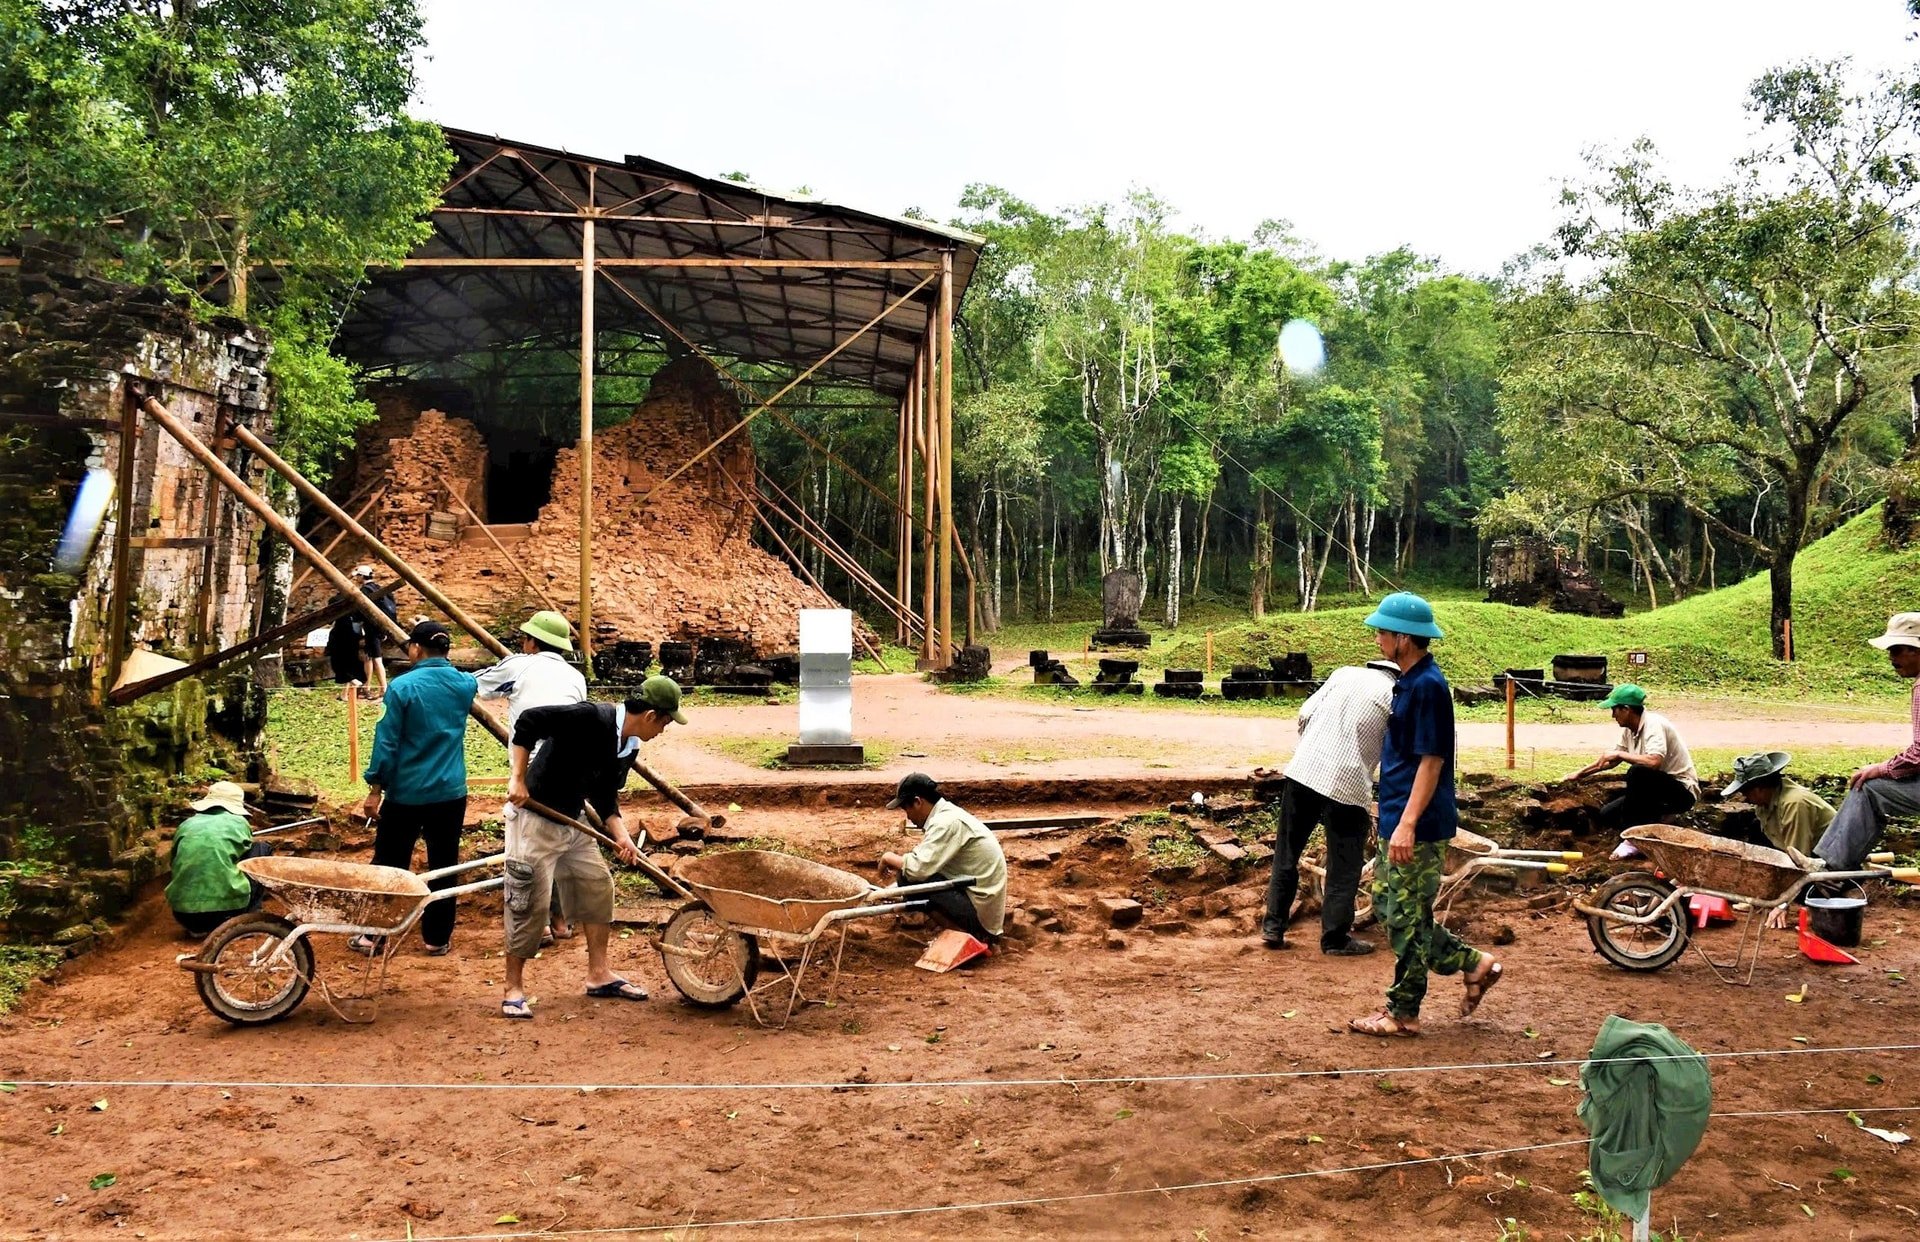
[
  {"xmin": 382, "ymin": 1138, "xmax": 1593, "ymax": 1242},
  {"xmin": 376, "ymin": 1102, "xmax": 1920, "ymax": 1242},
  {"xmin": 7, "ymin": 1040, "xmax": 1915, "ymax": 1095}
]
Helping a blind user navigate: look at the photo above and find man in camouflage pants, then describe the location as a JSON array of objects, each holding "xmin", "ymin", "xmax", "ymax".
[{"xmin": 1348, "ymin": 593, "xmax": 1502, "ymax": 1037}]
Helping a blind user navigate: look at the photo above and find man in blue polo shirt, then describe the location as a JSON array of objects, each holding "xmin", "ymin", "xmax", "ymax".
[{"xmin": 1348, "ymin": 593, "xmax": 1502, "ymax": 1038}]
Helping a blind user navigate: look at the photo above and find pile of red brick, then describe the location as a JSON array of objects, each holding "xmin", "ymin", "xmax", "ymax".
[{"xmin": 300, "ymin": 359, "xmax": 855, "ymax": 660}]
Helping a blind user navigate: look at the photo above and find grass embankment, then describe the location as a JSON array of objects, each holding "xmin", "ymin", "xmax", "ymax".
[{"xmin": 959, "ymin": 509, "xmax": 1918, "ymax": 708}]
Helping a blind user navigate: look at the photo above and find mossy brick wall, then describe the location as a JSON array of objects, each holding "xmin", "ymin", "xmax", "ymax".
[{"xmin": 0, "ymin": 250, "xmax": 275, "ymax": 942}]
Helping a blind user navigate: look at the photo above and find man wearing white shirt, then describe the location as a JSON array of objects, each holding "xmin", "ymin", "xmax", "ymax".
[
  {"xmin": 1261, "ymin": 661, "xmax": 1399, "ymax": 954},
  {"xmin": 477, "ymin": 611, "xmax": 588, "ymax": 942}
]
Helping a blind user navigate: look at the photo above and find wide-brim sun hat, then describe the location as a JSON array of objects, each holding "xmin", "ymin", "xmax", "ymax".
[
  {"xmin": 1362, "ymin": 591, "xmax": 1444, "ymax": 639},
  {"xmin": 1723, "ymin": 750, "xmax": 1791, "ymax": 798},
  {"xmin": 520, "ymin": 610, "xmax": 575, "ymax": 652},
  {"xmin": 1868, "ymin": 612, "xmax": 1920, "ymax": 650},
  {"xmin": 190, "ymin": 780, "xmax": 249, "ymax": 817}
]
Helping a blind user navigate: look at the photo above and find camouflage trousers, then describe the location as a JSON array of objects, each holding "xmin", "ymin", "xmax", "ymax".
[{"xmin": 1373, "ymin": 839, "xmax": 1481, "ymax": 1020}]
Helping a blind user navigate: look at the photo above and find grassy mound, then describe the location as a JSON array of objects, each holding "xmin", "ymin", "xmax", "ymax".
[{"xmin": 1158, "ymin": 507, "xmax": 1917, "ymax": 700}]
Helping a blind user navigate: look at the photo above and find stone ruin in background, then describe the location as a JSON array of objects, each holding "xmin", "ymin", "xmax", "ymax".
[
  {"xmin": 1091, "ymin": 567, "xmax": 1150, "ymax": 648},
  {"xmin": 296, "ymin": 357, "xmax": 874, "ymax": 683},
  {"xmin": 1486, "ymin": 536, "xmax": 1624, "ymax": 619}
]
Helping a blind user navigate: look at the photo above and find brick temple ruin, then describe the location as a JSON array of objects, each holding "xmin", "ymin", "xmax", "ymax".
[{"xmin": 295, "ymin": 357, "xmax": 860, "ymax": 676}]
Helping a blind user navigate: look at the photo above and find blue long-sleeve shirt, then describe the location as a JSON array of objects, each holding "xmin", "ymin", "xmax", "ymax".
[{"xmin": 364, "ymin": 657, "xmax": 478, "ymax": 806}]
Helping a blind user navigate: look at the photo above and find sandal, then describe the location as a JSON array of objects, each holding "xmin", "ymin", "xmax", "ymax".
[
  {"xmin": 584, "ymin": 978, "xmax": 649, "ymax": 1002},
  {"xmin": 424, "ymin": 943, "xmax": 451, "ymax": 957},
  {"xmin": 347, "ymin": 934, "xmax": 381, "ymax": 957},
  {"xmin": 500, "ymin": 997, "xmax": 533, "ymax": 1020},
  {"xmin": 1348, "ymin": 1009, "xmax": 1420, "ymax": 1038},
  {"xmin": 1461, "ymin": 958, "xmax": 1503, "ymax": 1018}
]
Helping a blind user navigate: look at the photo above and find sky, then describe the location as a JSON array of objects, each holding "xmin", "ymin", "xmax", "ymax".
[{"xmin": 414, "ymin": 1, "xmax": 1917, "ymax": 275}]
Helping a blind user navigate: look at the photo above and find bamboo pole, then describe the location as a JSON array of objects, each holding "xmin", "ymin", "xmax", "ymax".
[
  {"xmin": 441, "ymin": 485, "xmax": 563, "ymax": 614},
  {"xmin": 938, "ymin": 252, "xmax": 956, "ymax": 666},
  {"xmin": 579, "ymin": 205, "xmax": 597, "ymax": 666},
  {"xmin": 105, "ymin": 389, "xmax": 139, "ymax": 690},
  {"xmin": 895, "ymin": 395, "xmax": 908, "ymax": 647},
  {"xmin": 920, "ymin": 332, "xmax": 936, "ymax": 666}
]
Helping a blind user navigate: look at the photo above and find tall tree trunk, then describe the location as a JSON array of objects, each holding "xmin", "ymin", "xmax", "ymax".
[
  {"xmin": 1250, "ymin": 496, "xmax": 1271, "ymax": 619},
  {"xmin": 1164, "ymin": 499, "xmax": 1182, "ymax": 627},
  {"xmin": 1360, "ymin": 504, "xmax": 1377, "ymax": 596},
  {"xmin": 991, "ymin": 479, "xmax": 1005, "ymax": 628},
  {"xmin": 1309, "ymin": 510, "xmax": 1338, "ymax": 612},
  {"xmin": 1769, "ymin": 554, "xmax": 1794, "ymax": 660},
  {"xmin": 1190, "ymin": 496, "xmax": 1210, "ymax": 595}
]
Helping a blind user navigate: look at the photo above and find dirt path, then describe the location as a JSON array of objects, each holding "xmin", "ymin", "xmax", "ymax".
[
  {"xmin": 4, "ymin": 805, "xmax": 1918, "ymax": 1240},
  {"xmin": 651, "ymin": 675, "xmax": 1909, "ymax": 786}
]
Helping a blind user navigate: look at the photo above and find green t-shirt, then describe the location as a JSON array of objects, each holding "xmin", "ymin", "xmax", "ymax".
[{"xmin": 165, "ymin": 810, "xmax": 255, "ymax": 914}]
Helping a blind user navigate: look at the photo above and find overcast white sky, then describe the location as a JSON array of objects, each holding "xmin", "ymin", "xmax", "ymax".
[{"xmin": 414, "ymin": 1, "xmax": 1916, "ymax": 275}]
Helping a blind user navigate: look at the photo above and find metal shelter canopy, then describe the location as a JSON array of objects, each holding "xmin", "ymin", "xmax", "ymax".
[{"xmin": 337, "ymin": 127, "xmax": 983, "ymax": 394}]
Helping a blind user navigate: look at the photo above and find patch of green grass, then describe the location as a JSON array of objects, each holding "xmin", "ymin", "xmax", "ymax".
[
  {"xmin": 698, "ymin": 736, "xmax": 898, "ymax": 771},
  {"xmin": 0, "ymin": 945, "xmax": 63, "ymax": 1014},
  {"xmin": 264, "ymin": 688, "xmax": 507, "ymax": 804}
]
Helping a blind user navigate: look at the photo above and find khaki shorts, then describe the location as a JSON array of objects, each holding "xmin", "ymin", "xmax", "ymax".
[{"xmin": 503, "ymin": 804, "xmax": 615, "ymax": 959}]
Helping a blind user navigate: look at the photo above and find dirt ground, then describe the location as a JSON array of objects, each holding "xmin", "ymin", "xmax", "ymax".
[
  {"xmin": 4, "ymin": 799, "xmax": 1918, "ymax": 1241},
  {"xmin": 650, "ymin": 676, "xmax": 1913, "ymax": 787}
]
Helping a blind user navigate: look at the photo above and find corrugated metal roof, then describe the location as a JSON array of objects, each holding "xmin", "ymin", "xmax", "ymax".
[{"xmin": 336, "ymin": 128, "xmax": 981, "ymax": 397}]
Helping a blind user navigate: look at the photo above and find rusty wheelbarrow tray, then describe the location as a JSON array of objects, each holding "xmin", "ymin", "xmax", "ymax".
[{"xmin": 653, "ymin": 849, "xmax": 974, "ymax": 1028}]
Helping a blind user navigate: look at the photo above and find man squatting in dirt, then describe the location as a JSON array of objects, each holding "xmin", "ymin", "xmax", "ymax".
[
  {"xmin": 879, "ymin": 773, "xmax": 1009, "ymax": 943},
  {"xmin": 477, "ymin": 610, "xmax": 588, "ymax": 946},
  {"xmin": 500, "ymin": 674, "xmax": 688, "ymax": 1019},
  {"xmin": 1261, "ymin": 660, "xmax": 1402, "ymax": 954},
  {"xmin": 1721, "ymin": 750, "xmax": 1834, "ymax": 929},
  {"xmin": 1564, "ymin": 684, "xmax": 1700, "ymax": 851},
  {"xmin": 1808, "ymin": 612, "xmax": 1920, "ymax": 872},
  {"xmin": 1348, "ymin": 592, "xmax": 1502, "ymax": 1038}
]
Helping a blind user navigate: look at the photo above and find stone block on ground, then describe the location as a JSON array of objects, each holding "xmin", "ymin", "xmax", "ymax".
[{"xmin": 1097, "ymin": 896, "xmax": 1144, "ymax": 928}]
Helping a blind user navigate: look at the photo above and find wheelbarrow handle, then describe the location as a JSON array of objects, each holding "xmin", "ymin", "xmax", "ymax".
[{"xmin": 872, "ymin": 875, "xmax": 977, "ymax": 900}]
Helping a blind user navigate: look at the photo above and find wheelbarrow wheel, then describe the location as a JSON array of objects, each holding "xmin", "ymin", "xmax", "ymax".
[
  {"xmin": 195, "ymin": 914, "xmax": 313, "ymax": 1025},
  {"xmin": 659, "ymin": 903, "xmax": 758, "ymax": 1009},
  {"xmin": 1586, "ymin": 871, "xmax": 1689, "ymax": 971}
]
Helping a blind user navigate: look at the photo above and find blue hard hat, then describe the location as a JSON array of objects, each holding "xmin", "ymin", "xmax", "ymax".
[{"xmin": 1363, "ymin": 591, "xmax": 1444, "ymax": 639}]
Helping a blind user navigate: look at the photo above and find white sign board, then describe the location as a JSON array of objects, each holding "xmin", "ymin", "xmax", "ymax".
[{"xmin": 797, "ymin": 608, "xmax": 854, "ymax": 745}]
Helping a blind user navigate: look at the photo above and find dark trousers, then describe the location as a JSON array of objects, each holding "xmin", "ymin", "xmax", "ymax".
[
  {"xmin": 914, "ymin": 872, "xmax": 993, "ymax": 942},
  {"xmin": 1263, "ymin": 779, "xmax": 1371, "ymax": 950},
  {"xmin": 371, "ymin": 797, "xmax": 466, "ymax": 947},
  {"xmin": 1601, "ymin": 766, "xmax": 1696, "ymax": 830}
]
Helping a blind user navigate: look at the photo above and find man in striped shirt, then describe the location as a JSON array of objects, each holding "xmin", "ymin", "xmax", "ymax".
[
  {"xmin": 1813, "ymin": 613, "xmax": 1920, "ymax": 870},
  {"xmin": 1261, "ymin": 661, "xmax": 1400, "ymax": 954}
]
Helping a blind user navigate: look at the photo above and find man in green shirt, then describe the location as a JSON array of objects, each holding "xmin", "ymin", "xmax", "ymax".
[
  {"xmin": 1723, "ymin": 750, "xmax": 1835, "ymax": 928},
  {"xmin": 880, "ymin": 773, "xmax": 1007, "ymax": 942},
  {"xmin": 165, "ymin": 781, "xmax": 267, "ymax": 937}
]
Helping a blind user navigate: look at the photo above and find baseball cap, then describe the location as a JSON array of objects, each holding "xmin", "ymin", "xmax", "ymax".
[
  {"xmin": 634, "ymin": 674, "xmax": 688, "ymax": 725},
  {"xmin": 407, "ymin": 619, "xmax": 452, "ymax": 651},
  {"xmin": 1599, "ymin": 683, "xmax": 1647, "ymax": 710},
  {"xmin": 887, "ymin": 772, "xmax": 941, "ymax": 810},
  {"xmin": 351, "ymin": 564, "xmax": 375, "ymax": 579}
]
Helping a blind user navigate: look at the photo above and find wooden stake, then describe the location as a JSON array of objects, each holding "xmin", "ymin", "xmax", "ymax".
[
  {"xmin": 1783, "ymin": 617, "xmax": 1794, "ymax": 662},
  {"xmin": 1505, "ymin": 675, "xmax": 1517, "ymax": 770},
  {"xmin": 346, "ymin": 682, "xmax": 360, "ymax": 786},
  {"xmin": 1206, "ymin": 631, "xmax": 1214, "ymax": 676}
]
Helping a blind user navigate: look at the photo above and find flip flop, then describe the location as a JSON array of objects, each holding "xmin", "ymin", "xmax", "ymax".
[
  {"xmin": 584, "ymin": 978, "xmax": 649, "ymax": 1002},
  {"xmin": 1348, "ymin": 1010, "xmax": 1419, "ymax": 1038},
  {"xmin": 1461, "ymin": 959, "xmax": 1503, "ymax": 1018},
  {"xmin": 347, "ymin": 934, "xmax": 381, "ymax": 957},
  {"xmin": 500, "ymin": 997, "xmax": 533, "ymax": 1020}
]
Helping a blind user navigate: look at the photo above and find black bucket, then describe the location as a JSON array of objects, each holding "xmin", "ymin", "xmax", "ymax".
[{"xmin": 1806, "ymin": 895, "xmax": 1866, "ymax": 947}]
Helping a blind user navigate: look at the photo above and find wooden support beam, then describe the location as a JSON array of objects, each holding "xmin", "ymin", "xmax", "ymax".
[
  {"xmin": 288, "ymin": 485, "xmax": 388, "ymax": 599},
  {"xmin": 398, "ymin": 256, "xmax": 941, "ymax": 270},
  {"xmin": 128, "ymin": 535, "xmax": 211, "ymax": 549},
  {"xmin": 108, "ymin": 589, "xmax": 373, "ymax": 705},
  {"xmin": 105, "ymin": 390, "xmax": 139, "ymax": 690},
  {"xmin": 940, "ymin": 251, "xmax": 957, "ymax": 663},
  {"xmin": 919, "ymin": 331, "xmax": 936, "ymax": 666},
  {"xmin": 579, "ymin": 203, "xmax": 596, "ymax": 667}
]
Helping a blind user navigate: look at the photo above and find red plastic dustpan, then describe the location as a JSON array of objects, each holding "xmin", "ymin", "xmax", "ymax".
[
  {"xmin": 1798, "ymin": 908, "xmax": 1860, "ymax": 965},
  {"xmin": 914, "ymin": 929, "xmax": 992, "ymax": 973}
]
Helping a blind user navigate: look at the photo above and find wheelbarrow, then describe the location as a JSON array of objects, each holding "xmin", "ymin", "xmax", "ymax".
[
  {"xmin": 653, "ymin": 849, "xmax": 975, "ymax": 1028},
  {"xmin": 177, "ymin": 854, "xmax": 506, "ymax": 1024},
  {"xmin": 1575, "ymin": 824, "xmax": 1919, "ymax": 984},
  {"xmin": 1299, "ymin": 827, "xmax": 1581, "ymax": 927}
]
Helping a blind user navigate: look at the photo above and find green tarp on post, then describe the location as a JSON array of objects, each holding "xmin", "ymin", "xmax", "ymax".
[{"xmin": 1578, "ymin": 1014, "xmax": 1712, "ymax": 1222}]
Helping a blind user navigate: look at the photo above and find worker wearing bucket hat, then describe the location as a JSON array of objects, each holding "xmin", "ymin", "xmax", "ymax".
[
  {"xmin": 1566, "ymin": 685, "xmax": 1699, "ymax": 844},
  {"xmin": 1809, "ymin": 613, "xmax": 1920, "ymax": 871},
  {"xmin": 165, "ymin": 781, "xmax": 271, "ymax": 938},
  {"xmin": 1724, "ymin": 750, "xmax": 1835, "ymax": 929},
  {"xmin": 477, "ymin": 611, "xmax": 589, "ymax": 944},
  {"xmin": 1349, "ymin": 593, "xmax": 1501, "ymax": 1038}
]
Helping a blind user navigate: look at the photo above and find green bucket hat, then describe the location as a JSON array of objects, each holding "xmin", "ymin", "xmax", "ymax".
[
  {"xmin": 1723, "ymin": 750, "xmax": 1791, "ymax": 798},
  {"xmin": 636, "ymin": 674, "xmax": 688, "ymax": 725},
  {"xmin": 519, "ymin": 610, "xmax": 574, "ymax": 653},
  {"xmin": 1599, "ymin": 683, "xmax": 1647, "ymax": 710},
  {"xmin": 1363, "ymin": 591, "xmax": 1444, "ymax": 639}
]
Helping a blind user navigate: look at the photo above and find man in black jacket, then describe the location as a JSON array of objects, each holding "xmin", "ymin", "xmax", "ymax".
[{"xmin": 498, "ymin": 675, "xmax": 687, "ymax": 1020}]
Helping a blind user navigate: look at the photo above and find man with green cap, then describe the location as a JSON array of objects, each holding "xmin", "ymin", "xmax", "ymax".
[
  {"xmin": 1348, "ymin": 592, "xmax": 1501, "ymax": 1038},
  {"xmin": 500, "ymin": 674, "xmax": 687, "ymax": 1019},
  {"xmin": 1567, "ymin": 685, "xmax": 1699, "ymax": 836},
  {"xmin": 477, "ymin": 611, "xmax": 588, "ymax": 942}
]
